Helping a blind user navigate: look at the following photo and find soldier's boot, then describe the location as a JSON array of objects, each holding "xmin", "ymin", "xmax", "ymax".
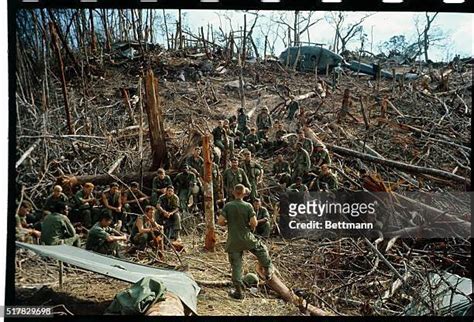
[{"xmin": 229, "ymin": 284, "xmax": 245, "ymax": 300}]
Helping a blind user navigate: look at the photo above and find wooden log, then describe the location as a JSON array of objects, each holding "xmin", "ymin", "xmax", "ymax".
[
  {"xmin": 145, "ymin": 292, "xmax": 185, "ymax": 316},
  {"xmin": 325, "ymin": 143, "xmax": 470, "ymax": 185},
  {"xmin": 145, "ymin": 69, "xmax": 168, "ymax": 171},
  {"xmin": 57, "ymin": 171, "xmax": 158, "ymax": 190},
  {"xmin": 16, "ymin": 139, "xmax": 40, "ymax": 169},
  {"xmin": 202, "ymin": 134, "xmax": 216, "ymax": 251}
]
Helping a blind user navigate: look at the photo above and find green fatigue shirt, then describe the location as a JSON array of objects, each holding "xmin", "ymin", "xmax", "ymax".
[
  {"xmin": 102, "ymin": 190, "xmax": 121, "ymax": 207},
  {"xmin": 237, "ymin": 113, "xmax": 249, "ymax": 132},
  {"xmin": 275, "ymin": 129, "xmax": 287, "ymax": 141},
  {"xmin": 256, "ymin": 207, "xmax": 270, "ymax": 222},
  {"xmin": 158, "ymin": 194, "xmax": 180, "ymax": 212},
  {"xmin": 86, "ymin": 222, "xmax": 114, "ymax": 250},
  {"xmin": 312, "ymin": 149, "xmax": 332, "ymax": 167},
  {"xmin": 174, "ymin": 172, "xmax": 197, "ymax": 191},
  {"xmin": 292, "ymin": 148, "xmax": 311, "ymax": 171},
  {"xmin": 212, "ymin": 126, "xmax": 226, "ymax": 143},
  {"xmin": 40, "ymin": 212, "xmax": 76, "ymax": 245},
  {"xmin": 222, "ymin": 168, "xmax": 251, "ymax": 193},
  {"xmin": 300, "ymin": 138, "xmax": 314, "ymax": 156},
  {"xmin": 256, "ymin": 112, "xmax": 272, "ymax": 130},
  {"xmin": 273, "ymin": 161, "xmax": 290, "ymax": 175},
  {"xmin": 317, "ymin": 173, "xmax": 339, "ymax": 191},
  {"xmin": 287, "ymin": 183, "xmax": 309, "ymax": 193},
  {"xmin": 222, "ymin": 199, "xmax": 258, "ymax": 252},
  {"xmin": 242, "ymin": 161, "xmax": 262, "ymax": 183},
  {"xmin": 152, "ymin": 175, "xmax": 173, "ymax": 193},
  {"xmin": 186, "ymin": 155, "xmax": 204, "ymax": 176},
  {"xmin": 43, "ymin": 193, "xmax": 69, "ymax": 212},
  {"xmin": 246, "ymin": 134, "xmax": 260, "ymax": 146},
  {"xmin": 74, "ymin": 190, "xmax": 94, "ymax": 209}
]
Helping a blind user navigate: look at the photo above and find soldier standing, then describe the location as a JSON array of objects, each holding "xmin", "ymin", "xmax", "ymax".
[
  {"xmin": 291, "ymin": 142, "xmax": 311, "ymax": 181},
  {"xmin": 253, "ymin": 198, "xmax": 271, "ymax": 238},
  {"xmin": 222, "ymin": 157, "xmax": 251, "ymax": 201},
  {"xmin": 241, "ymin": 150, "xmax": 264, "ymax": 201},
  {"xmin": 256, "ymin": 106, "xmax": 272, "ymax": 140},
  {"xmin": 151, "ymin": 168, "xmax": 173, "ymax": 206},
  {"xmin": 86, "ymin": 211, "xmax": 127, "ymax": 257},
  {"xmin": 218, "ymin": 184, "xmax": 273, "ymax": 300},
  {"xmin": 156, "ymin": 186, "xmax": 182, "ymax": 241},
  {"xmin": 41, "ymin": 201, "xmax": 80, "ymax": 246}
]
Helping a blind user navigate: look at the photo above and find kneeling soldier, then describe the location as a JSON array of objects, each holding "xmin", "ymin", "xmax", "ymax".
[
  {"xmin": 218, "ymin": 184, "xmax": 273, "ymax": 300},
  {"xmin": 131, "ymin": 206, "xmax": 164, "ymax": 252},
  {"xmin": 86, "ymin": 212, "xmax": 127, "ymax": 257}
]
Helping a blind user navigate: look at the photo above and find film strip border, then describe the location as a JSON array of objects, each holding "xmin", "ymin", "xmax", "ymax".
[{"xmin": 13, "ymin": 0, "xmax": 472, "ymax": 12}]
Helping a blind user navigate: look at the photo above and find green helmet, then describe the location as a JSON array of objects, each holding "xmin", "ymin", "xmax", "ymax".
[{"xmin": 243, "ymin": 273, "xmax": 259, "ymax": 287}]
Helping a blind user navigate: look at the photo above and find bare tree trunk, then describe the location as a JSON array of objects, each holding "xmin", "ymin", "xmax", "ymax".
[
  {"xmin": 202, "ymin": 134, "xmax": 216, "ymax": 251},
  {"xmin": 162, "ymin": 9, "xmax": 169, "ymax": 50},
  {"xmin": 89, "ymin": 9, "xmax": 97, "ymax": 52},
  {"xmin": 101, "ymin": 9, "xmax": 112, "ymax": 51},
  {"xmin": 145, "ymin": 69, "xmax": 168, "ymax": 170},
  {"xmin": 49, "ymin": 22, "xmax": 74, "ymax": 135}
]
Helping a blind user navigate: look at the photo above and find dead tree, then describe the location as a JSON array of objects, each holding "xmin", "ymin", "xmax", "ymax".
[
  {"xmin": 326, "ymin": 12, "xmax": 373, "ymax": 53},
  {"xmin": 49, "ymin": 22, "xmax": 74, "ymax": 135},
  {"xmin": 145, "ymin": 69, "xmax": 168, "ymax": 171},
  {"xmin": 275, "ymin": 11, "xmax": 322, "ymax": 47},
  {"xmin": 202, "ymin": 134, "xmax": 216, "ymax": 251}
]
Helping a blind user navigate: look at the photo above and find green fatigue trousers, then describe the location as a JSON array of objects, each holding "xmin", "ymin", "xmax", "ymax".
[
  {"xmin": 178, "ymin": 189, "xmax": 191, "ymax": 214},
  {"xmin": 227, "ymin": 241, "xmax": 272, "ymax": 289},
  {"xmin": 92, "ymin": 241, "xmax": 120, "ymax": 256},
  {"xmin": 215, "ymin": 140, "xmax": 225, "ymax": 151},
  {"xmin": 132, "ymin": 232, "xmax": 154, "ymax": 250},
  {"xmin": 256, "ymin": 222, "xmax": 271, "ymax": 238},
  {"xmin": 48, "ymin": 235, "xmax": 81, "ymax": 247},
  {"xmin": 163, "ymin": 213, "xmax": 182, "ymax": 241},
  {"xmin": 76, "ymin": 207, "xmax": 95, "ymax": 228},
  {"xmin": 249, "ymin": 180, "xmax": 259, "ymax": 201}
]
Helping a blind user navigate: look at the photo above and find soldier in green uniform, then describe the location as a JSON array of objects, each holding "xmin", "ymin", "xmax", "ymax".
[
  {"xmin": 312, "ymin": 143, "xmax": 332, "ymax": 170},
  {"xmin": 101, "ymin": 182, "xmax": 124, "ymax": 230},
  {"xmin": 237, "ymin": 108, "xmax": 250, "ymax": 136},
  {"xmin": 273, "ymin": 122, "xmax": 288, "ymax": 149},
  {"xmin": 253, "ymin": 198, "xmax": 271, "ymax": 238},
  {"xmin": 123, "ymin": 182, "xmax": 149, "ymax": 232},
  {"xmin": 298, "ymin": 130, "xmax": 313, "ymax": 156},
  {"xmin": 86, "ymin": 211, "xmax": 127, "ymax": 257},
  {"xmin": 311, "ymin": 164, "xmax": 339, "ymax": 192},
  {"xmin": 273, "ymin": 154, "xmax": 292, "ymax": 187},
  {"xmin": 43, "ymin": 185, "xmax": 69, "ymax": 214},
  {"xmin": 15, "ymin": 201, "xmax": 41, "ymax": 243},
  {"xmin": 222, "ymin": 157, "xmax": 251, "ymax": 201},
  {"xmin": 174, "ymin": 165, "xmax": 197, "ymax": 215},
  {"xmin": 241, "ymin": 151, "xmax": 263, "ymax": 201},
  {"xmin": 212, "ymin": 120, "xmax": 227, "ymax": 151},
  {"xmin": 130, "ymin": 205, "xmax": 163, "ymax": 250},
  {"xmin": 73, "ymin": 182, "xmax": 98, "ymax": 228},
  {"xmin": 244, "ymin": 128, "xmax": 261, "ymax": 154},
  {"xmin": 287, "ymin": 177, "xmax": 309, "ymax": 193},
  {"xmin": 40, "ymin": 201, "xmax": 80, "ymax": 246},
  {"xmin": 186, "ymin": 147, "xmax": 204, "ymax": 176},
  {"xmin": 218, "ymin": 184, "xmax": 273, "ymax": 300},
  {"xmin": 151, "ymin": 168, "xmax": 173, "ymax": 206},
  {"xmin": 256, "ymin": 106, "xmax": 272, "ymax": 140},
  {"xmin": 223, "ymin": 119, "xmax": 235, "ymax": 156},
  {"xmin": 291, "ymin": 142, "xmax": 311, "ymax": 181},
  {"xmin": 156, "ymin": 186, "xmax": 182, "ymax": 241}
]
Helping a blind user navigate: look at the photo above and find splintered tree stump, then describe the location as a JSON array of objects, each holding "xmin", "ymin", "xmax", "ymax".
[
  {"xmin": 202, "ymin": 134, "xmax": 216, "ymax": 251},
  {"xmin": 145, "ymin": 68, "xmax": 168, "ymax": 171}
]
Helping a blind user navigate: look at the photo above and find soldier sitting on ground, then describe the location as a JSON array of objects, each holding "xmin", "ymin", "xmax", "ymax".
[
  {"xmin": 15, "ymin": 201, "xmax": 41, "ymax": 243},
  {"xmin": 217, "ymin": 184, "xmax": 273, "ymax": 300},
  {"xmin": 222, "ymin": 157, "xmax": 251, "ymax": 201},
  {"xmin": 309, "ymin": 164, "xmax": 339, "ymax": 192},
  {"xmin": 244, "ymin": 128, "xmax": 261, "ymax": 154},
  {"xmin": 43, "ymin": 185, "xmax": 69, "ymax": 215},
  {"xmin": 291, "ymin": 142, "xmax": 311, "ymax": 182},
  {"xmin": 86, "ymin": 211, "xmax": 127, "ymax": 257},
  {"xmin": 151, "ymin": 168, "xmax": 173, "ymax": 206},
  {"xmin": 237, "ymin": 108, "xmax": 250, "ymax": 136},
  {"xmin": 130, "ymin": 205, "xmax": 164, "ymax": 253},
  {"xmin": 273, "ymin": 122, "xmax": 288, "ymax": 150},
  {"xmin": 298, "ymin": 130, "xmax": 313, "ymax": 156},
  {"xmin": 156, "ymin": 186, "xmax": 182, "ymax": 241},
  {"xmin": 312, "ymin": 143, "xmax": 332, "ymax": 170},
  {"xmin": 174, "ymin": 165, "xmax": 197, "ymax": 215},
  {"xmin": 287, "ymin": 176, "xmax": 309, "ymax": 193},
  {"xmin": 212, "ymin": 120, "xmax": 227, "ymax": 151},
  {"xmin": 73, "ymin": 182, "xmax": 98, "ymax": 229},
  {"xmin": 253, "ymin": 198, "xmax": 271, "ymax": 238},
  {"xmin": 101, "ymin": 182, "xmax": 124, "ymax": 231},
  {"xmin": 273, "ymin": 154, "xmax": 292, "ymax": 187},
  {"xmin": 256, "ymin": 106, "xmax": 272, "ymax": 141},
  {"xmin": 123, "ymin": 182, "xmax": 149, "ymax": 232},
  {"xmin": 186, "ymin": 147, "xmax": 204, "ymax": 176},
  {"xmin": 40, "ymin": 201, "xmax": 80, "ymax": 247}
]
